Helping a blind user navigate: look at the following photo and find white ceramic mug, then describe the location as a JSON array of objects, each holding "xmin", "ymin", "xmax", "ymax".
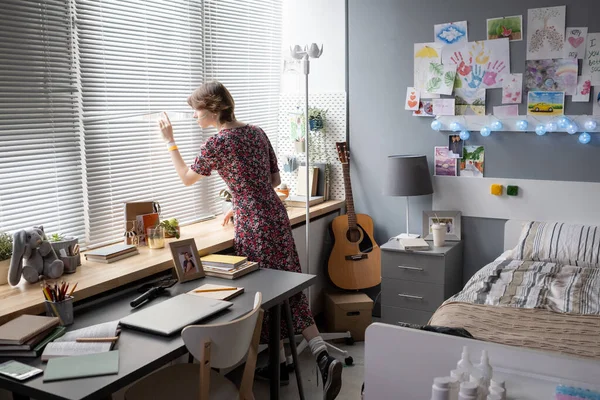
[{"xmin": 431, "ymin": 223, "xmax": 446, "ymax": 247}]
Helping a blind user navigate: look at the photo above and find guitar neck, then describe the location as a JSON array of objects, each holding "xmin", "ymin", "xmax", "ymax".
[{"xmin": 342, "ymin": 164, "xmax": 357, "ymax": 229}]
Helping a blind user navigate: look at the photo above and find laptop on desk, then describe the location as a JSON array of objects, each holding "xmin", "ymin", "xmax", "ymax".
[{"xmin": 119, "ymin": 294, "xmax": 233, "ymax": 336}]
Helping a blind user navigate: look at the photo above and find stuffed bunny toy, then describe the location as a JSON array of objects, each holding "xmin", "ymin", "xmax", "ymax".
[{"xmin": 9, "ymin": 226, "xmax": 64, "ymax": 286}]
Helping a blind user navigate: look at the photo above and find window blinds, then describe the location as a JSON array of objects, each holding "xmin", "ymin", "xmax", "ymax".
[
  {"xmin": 0, "ymin": 0, "xmax": 85, "ymax": 238},
  {"xmin": 76, "ymin": 0, "xmax": 208, "ymax": 247},
  {"xmin": 203, "ymin": 0, "xmax": 283, "ymax": 215}
]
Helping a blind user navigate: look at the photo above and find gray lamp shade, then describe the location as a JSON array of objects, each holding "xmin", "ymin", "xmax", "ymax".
[{"xmin": 383, "ymin": 155, "xmax": 433, "ymax": 197}]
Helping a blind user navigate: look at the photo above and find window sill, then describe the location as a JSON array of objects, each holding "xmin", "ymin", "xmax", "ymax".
[{"xmin": 0, "ymin": 200, "xmax": 344, "ymax": 325}]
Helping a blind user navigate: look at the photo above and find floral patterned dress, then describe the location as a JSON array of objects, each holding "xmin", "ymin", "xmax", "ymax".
[{"xmin": 191, "ymin": 124, "xmax": 314, "ymax": 342}]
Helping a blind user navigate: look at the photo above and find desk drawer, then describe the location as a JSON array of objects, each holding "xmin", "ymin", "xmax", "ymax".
[
  {"xmin": 381, "ymin": 306, "xmax": 433, "ymax": 326},
  {"xmin": 382, "ymin": 251, "xmax": 445, "ymax": 284},
  {"xmin": 382, "ymin": 279, "xmax": 444, "ymax": 312}
]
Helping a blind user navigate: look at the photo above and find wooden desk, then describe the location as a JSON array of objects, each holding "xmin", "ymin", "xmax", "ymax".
[{"xmin": 0, "ymin": 200, "xmax": 343, "ymax": 325}]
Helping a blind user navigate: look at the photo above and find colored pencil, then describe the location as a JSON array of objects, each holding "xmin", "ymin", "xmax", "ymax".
[
  {"xmin": 193, "ymin": 287, "xmax": 238, "ymax": 293},
  {"xmin": 76, "ymin": 337, "xmax": 119, "ymax": 343},
  {"xmin": 68, "ymin": 282, "xmax": 78, "ymax": 297}
]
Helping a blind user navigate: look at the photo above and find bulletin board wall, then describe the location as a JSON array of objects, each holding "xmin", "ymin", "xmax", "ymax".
[{"xmin": 348, "ymin": 0, "xmax": 600, "ymax": 282}]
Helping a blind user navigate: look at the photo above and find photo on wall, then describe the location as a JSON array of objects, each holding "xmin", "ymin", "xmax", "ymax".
[
  {"xmin": 434, "ymin": 146, "xmax": 457, "ymax": 177},
  {"xmin": 460, "ymin": 146, "xmax": 484, "ymax": 178},
  {"xmin": 527, "ymin": 91, "xmax": 565, "ymax": 115},
  {"xmin": 448, "ymin": 135, "xmax": 464, "ymax": 158}
]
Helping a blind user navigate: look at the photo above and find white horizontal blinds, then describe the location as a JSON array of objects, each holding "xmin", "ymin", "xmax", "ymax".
[
  {"xmin": 204, "ymin": 0, "xmax": 283, "ymax": 215},
  {"xmin": 0, "ymin": 0, "xmax": 85, "ymax": 237},
  {"xmin": 77, "ymin": 0, "xmax": 209, "ymax": 247}
]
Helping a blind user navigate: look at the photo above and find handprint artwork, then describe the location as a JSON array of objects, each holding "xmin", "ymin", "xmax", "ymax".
[
  {"xmin": 449, "ymin": 39, "xmax": 510, "ymax": 90},
  {"xmin": 526, "ymin": 6, "xmax": 566, "ymax": 60}
]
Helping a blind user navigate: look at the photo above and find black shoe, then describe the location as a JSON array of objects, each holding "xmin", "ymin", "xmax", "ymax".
[
  {"xmin": 317, "ymin": 352, "xmax": 342, "ymax": 400},
  {"xmin": 255, "ymin": 362, "xmax": 289, "ymax": 386}
]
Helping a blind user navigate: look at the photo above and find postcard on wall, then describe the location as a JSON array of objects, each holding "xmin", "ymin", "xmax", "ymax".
[
  {"xmin": 564, "ymin": 27, "xmax": 588, "ymax": 59},
  {"xmin": 460, "ymin": 146, "xmax": 484, "ymax": 178},
  {"xmin": 434, "ymin": 147, "xmax": 457, "ymax": 177},
  {"xmin": 493, "ymin": 105, "xmax": 519, "ymax": 118},
  {"xmin": 450, "ymin": 39, "xmax": 509, "ymax": 90},
  {"xmin": 448, "ymin": 135, "xmax": 463, "ymax": 159},
  {"xmin": 572, "ymin": 76, "xmax": 592, "ymax": 102},
  {"xmin": 486, "ymin": 15, "xmax": 522, "ymax": 41},
  {"xmin": 454, "ymin": 88, "xmax": 485, "ymax": 115},
  {"xmin": 594, "ymin": 87, "xmax": 600, "ymax": 116},
  {"xmin": 413, "ymin": 100, "xmax": 435, "ymax": 117},
  {"xmin": 524, "ymin": 59, "xmax": 578, "ymax": 95},
  {"xmin": 502, "ymin": 73, "xmax": 522, "ymax": 104},
  {"xmin": 583, "ymin": 33, "xmax": 600, "ymax": 85},
  {"xmin": 414, "ymin": 42, "xmax": 442, "ymax": 98},
  {"xmin": 425, "ymin": 63, "xmax": 456, "ymax": 95},
  {"xmin": 405, "ymin": 87, "xmax": 420, "ymax": 110},
  {"xmin": 527, "ymin": 91, "xmax": 565, "ymax": 116},
  {"xmin": 432, "ymin": 98, "xmax": 455, "ymax": 116},
  {"xmin": 434, "ymin": 21, "xmax": 469, "ymax": 66},
  {"xmin": 526, "ymin": 6, "xmax": 566, "ymax": 60}
]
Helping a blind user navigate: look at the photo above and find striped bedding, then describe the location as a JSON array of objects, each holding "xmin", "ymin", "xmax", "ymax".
[{"xmin": 445, "ymin": 257, "xmax": 600, "ymax": 315}]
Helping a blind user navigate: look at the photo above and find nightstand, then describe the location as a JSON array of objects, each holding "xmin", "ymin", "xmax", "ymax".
[{"xmin": 380, "ymin": 240, "xmax": 463, "ymax": 326}]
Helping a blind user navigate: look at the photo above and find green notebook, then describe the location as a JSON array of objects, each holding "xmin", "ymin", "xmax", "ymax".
[{"xmin": 43, "ymin": 350, "xmax": 119, "ymax": 382}]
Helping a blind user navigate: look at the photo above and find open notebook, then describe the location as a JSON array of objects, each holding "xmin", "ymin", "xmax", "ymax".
[{"xmin": 41, "ymin": 320, "xmax": 119, "ymax": 362}]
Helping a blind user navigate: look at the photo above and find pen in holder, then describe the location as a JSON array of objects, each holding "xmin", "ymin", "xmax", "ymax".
[{"xmin": 45, "ymin": 296, "xmax": 74, "ymax": 326}]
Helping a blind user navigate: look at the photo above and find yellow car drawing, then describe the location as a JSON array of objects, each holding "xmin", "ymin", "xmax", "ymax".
[{"xmin": 530, "ymin": 103, "xmax": 554, "ymax": 112}]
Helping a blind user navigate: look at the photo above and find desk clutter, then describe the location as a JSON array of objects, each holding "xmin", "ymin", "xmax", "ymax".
[
  {"xmin": 41, "ymin": 320, "xmax": 119, "ymax": 361},
  {"xmin": 84, "ymin": 244, "xmax": 139, "ymax": 264},
  {"xmin": 41, "ymin": 281, "xmax": 78, "ymax": 326},
  {"xmin": 200, "ymin": 254, "xmax": 259, "ymax": 279},
  {"xmin": 0, "ymin": 315, "xmax": 63, "ymax": 358}
]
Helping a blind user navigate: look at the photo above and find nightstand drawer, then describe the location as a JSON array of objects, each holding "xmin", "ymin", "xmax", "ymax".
[
  {"xmin": 382, "ymin": 306, "xmax": 433, "ymax": 326},
  {"xmin": 382, "ymin": 251, "xmax": 445, "ymax": 284},
  {"xmin": 382, "ymin": 279, "xmax": 444, "ymax": 312}
]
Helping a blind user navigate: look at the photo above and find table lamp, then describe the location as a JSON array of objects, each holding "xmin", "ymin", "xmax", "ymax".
[{"xmin": 383, "ymin": 155, "xmax": 433, "ymax": 239}]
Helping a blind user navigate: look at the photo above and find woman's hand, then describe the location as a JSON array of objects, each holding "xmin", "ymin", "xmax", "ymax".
[
  {"xmin": 222, "ymin": 208, "xmax": 234, "ymax": 226},
  {"xmin": 158, "ymin": 112, "xmax": 174, "ymax": 142}
]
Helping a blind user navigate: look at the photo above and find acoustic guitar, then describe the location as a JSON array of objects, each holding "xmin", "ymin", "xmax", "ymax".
[{"xmin": 328, "ymin": 142, "xmax": 381, "ymax": 290}]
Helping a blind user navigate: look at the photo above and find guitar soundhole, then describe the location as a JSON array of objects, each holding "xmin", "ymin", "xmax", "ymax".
[{"xmin": 346, "ymin": 228, "xmax": 361, "ymax": 243}]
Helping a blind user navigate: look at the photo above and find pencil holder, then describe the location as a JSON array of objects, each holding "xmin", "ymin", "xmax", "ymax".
[
  {"xmin": 45, "ymin": 296, "xmax": 74, "ymax": 326},
  {"xmin": 60, "ymin": 255, "xmax": 80, "ymax": 274}
]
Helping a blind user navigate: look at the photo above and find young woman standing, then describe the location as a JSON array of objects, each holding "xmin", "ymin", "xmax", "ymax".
[{"xmin": 159, "ymin": 81, "xmax": 342, "ymax": 399}]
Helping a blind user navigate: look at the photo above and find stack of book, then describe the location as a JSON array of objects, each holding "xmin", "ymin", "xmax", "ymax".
[
  {"xmin": 84, "ymin": 244, "xmax": 139, "ymax": 264},
  {"xmin": 0, "ymin": 315, "xmax": 66, "ymax": 358},
  {"xmin": 200, "ymin": 254, "xmax": 259, "ymax": 279}
]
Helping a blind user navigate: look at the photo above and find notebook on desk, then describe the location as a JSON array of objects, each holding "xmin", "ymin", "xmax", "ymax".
[{"xmin": 119, "ymin": 294, "xmax": 233, "ymax": 336}]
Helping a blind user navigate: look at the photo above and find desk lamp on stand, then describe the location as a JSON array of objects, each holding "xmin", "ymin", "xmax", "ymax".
[{"xmin": 383, "ymin": 155, "xmax": 433, "ymax": 239}]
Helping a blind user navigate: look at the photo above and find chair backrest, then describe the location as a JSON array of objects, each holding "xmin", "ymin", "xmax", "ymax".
[{"xmin": 181, "ymin": 292, "xmax": 262, "ymax": 369}]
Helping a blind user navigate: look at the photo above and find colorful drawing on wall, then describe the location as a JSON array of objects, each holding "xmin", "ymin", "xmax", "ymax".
[
  {"xmin": 583, "ymin": 33, "xmax": 600, "ymax": 85},
  {"xmin": 493, "ymin": 105, "xmax": 519, "ymax": 117},
  {"xmin": 414, "ymin": 42, "xmax": 442, "ymax": 98},
  {"xmin": 526, "ymin": 6, "xmax": 566, "ymax": 60},
  {"xmin": 449, "ymin": 39, "xmax": 510, "ymax": 90},
  {"xmin": 460, "ymin": 146, "xmax": 484, "ymax": 178},
  {"xmin": 434, "ymin": 147, "xmax": 457, "ymax": 176},
  {"xmin": 486, "ymin": 15, "xmax": 522, "ymax": 41},
  {"xmin": 432, "ymin": 98, "xmax": 455, "ymax": 116},
  {"xmin": 594, "ymin": 87, "xmax": 600, "ymax": 116},
  {"xmin": 524, "ymin": 59, "xmax": 578, "ymax": 95},
  {"xmin": 527, "ymin": 91, "xmax": 565, "ymax": 116},
  {"xmin": 434, "ymin": 21, "xmax": 469, "ymax": 66},
  {"xmin": 564, "ymin": 27, "xmax": 588, "ymax": 59},
  {"xmin": 502, "ymin": 73, "xmax": 522, "ymax": 104},
  {"xmin": 405, "ymin": 87, "xmax": 420, "ymax": 110},
  {"xmin": 454, "ymin": 88, "xmax": 485, "ymax": 115},
  {"xmin": 425, "ymin": 62, "xmax": 456, "ymax": 95},
  {"xmin": 413, "ymin": 100, "xmax": 435, "ymax": 117},
  {"xmin": 572, "ymin": 76, "xmax": 592, "ymax": 103},
  {"xmin": 448, "ymin": 135, "xmax": 463, "ymax": 159}
]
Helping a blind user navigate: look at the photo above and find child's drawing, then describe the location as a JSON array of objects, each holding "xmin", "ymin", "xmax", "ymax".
[{"xmin": 526, "ymin": 6, "xmax": 566, "ymax": 60}]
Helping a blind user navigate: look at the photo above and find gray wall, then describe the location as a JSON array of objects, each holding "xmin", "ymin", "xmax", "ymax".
[{"xmin": 348, "ymin": 0, "xmax": 600, "ymax": 282}]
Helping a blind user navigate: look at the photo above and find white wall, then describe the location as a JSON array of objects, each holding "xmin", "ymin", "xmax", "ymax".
[{"xmin": 281, "ymin": 0, "xmax": 346, "ymax": 93}]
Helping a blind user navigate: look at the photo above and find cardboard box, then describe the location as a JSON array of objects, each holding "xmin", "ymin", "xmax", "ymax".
[{"xmin": 325, "ymin": 292, "xmax": 373, "ymax": 341}]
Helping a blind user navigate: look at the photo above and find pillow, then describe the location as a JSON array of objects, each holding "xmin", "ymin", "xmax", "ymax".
[{"xmin": 510, "ymin": 221, "xmax": 600, "ymax": 267}]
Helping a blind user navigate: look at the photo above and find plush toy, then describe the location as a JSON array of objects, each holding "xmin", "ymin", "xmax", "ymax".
[{"xmin": 9, "ymin": 226, "xmax": 64, "ymax": 286}]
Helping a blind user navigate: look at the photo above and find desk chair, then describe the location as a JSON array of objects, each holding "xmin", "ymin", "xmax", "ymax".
[{"xmin": 125, "ymin": 293, "xmax": 264, "ymax": 400}]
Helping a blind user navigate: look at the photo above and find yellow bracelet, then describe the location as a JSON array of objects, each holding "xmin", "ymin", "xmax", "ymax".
[{"xmin": 168, "ymin": 145, "xmax": 178, "ymax": 152}]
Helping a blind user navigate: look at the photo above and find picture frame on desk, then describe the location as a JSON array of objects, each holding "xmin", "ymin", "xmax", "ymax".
[
  {"xmin": 422, "ymin": 210, "xmax": 461, "ymax": 241},
  {"xmin": 168, "ymin": 239, "xmax": 205, "ymax": 283}
]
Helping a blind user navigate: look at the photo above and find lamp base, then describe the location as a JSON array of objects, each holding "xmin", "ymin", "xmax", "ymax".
[{"xmin": 394, "ymin": 233, "xmax": 421, "ymax": 240}]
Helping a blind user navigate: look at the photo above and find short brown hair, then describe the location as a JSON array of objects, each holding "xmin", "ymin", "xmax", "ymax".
[{"xmin": 187, "ymin": 81, "xmax": 235, "ymax": 124}]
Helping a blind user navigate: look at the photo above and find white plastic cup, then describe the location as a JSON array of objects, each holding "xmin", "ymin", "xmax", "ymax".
[
  {"xmin": 458, "ymin": 381, "xmax": 478, "ymax": 400},
  {"xmin": 432, "ymin": 223, "xmax": 447, "ymax": 247},
  {"xmin": 489, "ymin": 387, "xmax": 505, "ymax": 400},
  {"xmin": 431, "ymin": 377, "xmax": 451, "ymax": 400}
]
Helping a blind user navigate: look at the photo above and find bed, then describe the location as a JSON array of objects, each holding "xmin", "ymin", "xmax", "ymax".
[{"xmin": 429, "ymin": 220, "xmax": 600, "ymax": 360}]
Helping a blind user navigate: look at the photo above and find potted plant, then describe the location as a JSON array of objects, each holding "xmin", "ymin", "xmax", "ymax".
[
  {"xmin": 308, "ymin": 107, "xmax": 327, "ymax": 131},
  {"xmin": 47, "ymin": 233, "xmax": 80, "ymax": 273},
  {"xmin": 0, "ymin": 233, "xmax": 12, "ymax": 285},
  {"xmin": 290, "ymin": 111, "xmax": 306, "ymax": 153},
  {"xmin": 219, "ymin": 189, "xmax": 233, "ymax": 215},
  {"xmin": 307, "ymin": 120, "xmax": 332, "ymax": 201},
  {"xmin": 159, "ymin": 218, "xmax": 180, "ymax": 239}
]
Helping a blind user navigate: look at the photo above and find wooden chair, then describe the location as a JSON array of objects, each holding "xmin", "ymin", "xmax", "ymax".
[{"xmin": 125, "ymin": 293, "xmax": 264, "ymax": 400}]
